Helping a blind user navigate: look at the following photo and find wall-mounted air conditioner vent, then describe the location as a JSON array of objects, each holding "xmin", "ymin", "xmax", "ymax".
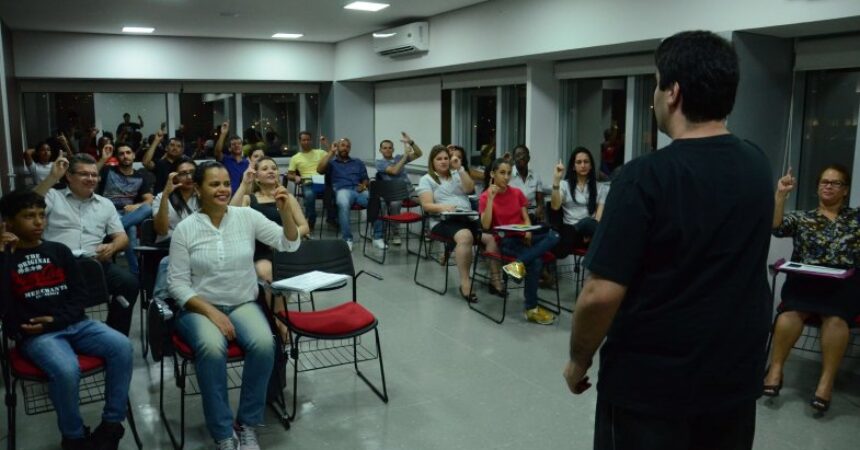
[{"xmin": 373, "ymin": 22, "xmax": 429, "ymax": 57}]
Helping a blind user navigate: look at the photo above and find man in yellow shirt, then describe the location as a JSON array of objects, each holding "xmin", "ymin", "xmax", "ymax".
[{"xmin": 288, "ymin": 131, "xmax": 328, "ymax": 231}]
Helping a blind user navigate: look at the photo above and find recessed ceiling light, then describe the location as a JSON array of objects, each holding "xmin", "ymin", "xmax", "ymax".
[
  {"xmin": 272, "ymin": 33, "xmax": 304, "ymax": 39},
  {"xmin": 344, "ymin": 2, "xmax": 390, "ymax": 12},
  {"xmin": 372, "ymin": 32, "xmax": 396, "ymax": 38},
  {"xmin": 122, "ymin": 26, "xmax": 155, "ymax": 34}
]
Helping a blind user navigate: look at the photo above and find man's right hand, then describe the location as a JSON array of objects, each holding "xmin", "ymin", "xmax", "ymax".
[
  {"xmin": 155, "ymin": 128, "xmax": 165, "ymax": 141},
  {"xmin": 0, "ymin": 223, "xmax": 19, "ymax": 253},
  {"xmin": 320, "ymin": 135, "xmax": 328, "ymax": 148},
  {"xmin": 100, "ymin": 144, "xmax": 114, "ymax": 161},
  {"xmin": 776, "ymin": 167, "xmax": 796, "ymax": 196},
  {"xmin": 51, "ymin": 156, "xmax": 69, "ymax": 180},
  {"xmin": 220, "ymin": 121, "xmax": 229, "ymax": 135}
]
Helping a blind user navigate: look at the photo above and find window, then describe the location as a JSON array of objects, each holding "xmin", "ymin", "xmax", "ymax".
[
  {"xmin": 179, "ymin": 93, "xmax": 236, "ymax": 158},
  {"xmin": 449, "ymin": 84, "xmax": 526, "ymax": 170},
  {"xmin": 560, "ymin": 78, "xmax": 627, "ymax": 177},
  {"xmin": 242, "ymin": 93, "xmax": 299, "ymax": 157},
  {"xmin": 796, "ymin": 69, "xmax": 860, "ymax": 210},
  {"xmin": 22, "ymin": 92, "xmax": 95, "ymax": 155},
  {"xmin": 632, "ymin": 74, "xmax": 658, "ymax": 158}
]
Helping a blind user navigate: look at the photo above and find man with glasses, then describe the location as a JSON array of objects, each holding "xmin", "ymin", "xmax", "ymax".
[
  {"xmin": 96, "ymin": 143, "xmax": 154, "ymax": 276},
  {"xmin": 34, "ymin": 154, "xmax": 139, "ymax": 336}
]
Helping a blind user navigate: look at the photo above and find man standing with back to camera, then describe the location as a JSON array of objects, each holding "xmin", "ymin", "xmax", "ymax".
[{"xmin": 563, "ymin": 30, "xmax": 773, "ymax": 450}]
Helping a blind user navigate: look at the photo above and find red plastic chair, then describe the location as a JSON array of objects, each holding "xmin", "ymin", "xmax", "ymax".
[{"xmin": 363, "ymin": 180, "xmax": 423, "ymax": 264}]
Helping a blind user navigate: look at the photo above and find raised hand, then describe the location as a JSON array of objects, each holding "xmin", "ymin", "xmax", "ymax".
[
  {"xmin": 100, "ymin": 143, "xmax": 114, "ymax": 161},
  {"xmin": 450, "ymin": 154, "xmax": 462, "ymax": 171},
  {"xmin": 329, "ymin": 141, "xmax": 339, "ymax": 155},
  {"xmin": 777, "ymin": 167, "xmax": 796, "ymax": 196},
  {"xmin": 163, "ymin": 172, "xmax": 178, "ymax": 195},
  {"xmin": 57, "ymin": 133, "xmax": 68, "ymax": 146},
  {"xmin": 241, "ymin": 166, "xmax": 256, "ymax": 187},
  {"xmin": 220, "ymin": 121, "xmax": 229, "ymax": 135},
  {"xmin": 487, "ymin": 184, "xmax": 500, "ymax": 199},
  {"xmin": 400, "ymin": 131, "xmax": 413, "ymax": 145},
  {"xmin": 51, "ymin": 156, "xmax": 69, "ymax": 179},
  {"xmin": 1, "ymin": 222, "xmax": 20, "ymax": 253},
  {"xmin": 320, "ymin": 135, "xmax": 329, "ymax": 148},
  {"xmin": 155, "ymin": 128, "xmax": 165, "ymax": 140},
  {"xmin": 273, "ymin": 185, "xmax": 291, "ymax": 211},
  {"xmin": 554, "ymin": 160, "xmax": 565, "ymax": 182}
]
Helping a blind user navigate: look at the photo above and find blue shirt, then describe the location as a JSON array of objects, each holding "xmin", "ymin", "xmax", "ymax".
[
  {"xmin": 328, "ymin": 157, "xmax": 368, "ymax": 191},
  {"xmin": 222, "ymin": 156, "xmax": 249, "ymax": 194},
  {"xmin": 375, "ymin": 155, "xmax": 410, "ymax": 183}
]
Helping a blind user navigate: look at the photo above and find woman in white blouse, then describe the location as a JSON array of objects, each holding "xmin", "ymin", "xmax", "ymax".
[
  {"xmin": 167, "ymin": 161, "xmax": 300, "ymax": 450},
  {"xmin": 550, "ymin": 147, "xmax": 609, "ymax": 258}
]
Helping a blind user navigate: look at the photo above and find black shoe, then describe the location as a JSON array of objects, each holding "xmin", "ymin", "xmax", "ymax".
[
  {"xmin": 91, "ymin": 421, "xmax": 125, "ymax": 450},
  {"xmin": 810, "ymin": 396, "xmax": 831, "ymax": 414},
  {"xmin": 488, "ymin": 284, "xmax": 507, "ymax": 298},
  {"xmin": 762, "ymin": 382, "xmax": 782, "ymax": 397},
  {"xmin": 61, "ymin": 428, "xmax": 92, "ymax": 450}
]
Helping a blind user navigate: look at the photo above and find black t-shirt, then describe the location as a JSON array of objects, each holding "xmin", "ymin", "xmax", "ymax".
[
  {"xmin": 152, "ymin": 158, "xmax": 175, "ymax": 194},
  {"xmin": 584, "ymin": 134, "xmax": 774, "ymax": 415},
  {"xmin": 1, "ymin": 241, "xmax": 87, "ymax": 337}
]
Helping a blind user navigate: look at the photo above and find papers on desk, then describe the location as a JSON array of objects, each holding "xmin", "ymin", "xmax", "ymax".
[
  {"xmin": 776, "ymin": 261, "xmax": 854, "ymax": 279},
  {"xmin": 271, "ymin": 271, "xmax": 350, "ymax": 294},
  {"xmin": 441, "ymin": 209, "xmax": 478, "ymax": 217},
  {"xmin": 494, "ymin": 224, "xmax": 542, "ymax": 232},
  {"xmin": 311, "ymin": 174, "xmax": 325, "ymax": 185}
]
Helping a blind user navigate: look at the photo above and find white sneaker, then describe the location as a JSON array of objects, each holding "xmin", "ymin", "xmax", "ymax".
[
  {"xmin": 215, "ymin": 433, "xmax": 238, "ymax": 450},
  {"xmin": 391, "ymin": 235, "xmax": 402, "ymax": 246},
  {"xmin": 236, "ymin": 424, "xmax": 260, "ymax": 450},
  {"xmin": 345, "ymin": 240, "xmax": 353, "ymax": 251},
  {"xmin": 372, "ymin": 238, "xmax": 388, "ymax": 250}
]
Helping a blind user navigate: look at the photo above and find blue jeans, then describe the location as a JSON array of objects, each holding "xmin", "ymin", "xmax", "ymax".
[
  {"xmin": 335, "ymin": 188, "xmax": 382, "ymax": 240},
  {"xmin": 501, "ymin": 230, "xmax": 560, "ymax": 309},
  {"xmin": 19, "ymin": 320, "xmax": 133, "ymax": 439},
  {"xmin": 175, "ymin": 301, "xmax": 275, "ymax": 441},
  {"xmin": 301, "ymin": 183, "xmax": 324, "ymax": 228},
  {"xmin": 120, "ymin": 203, "xmax": 153, "ymax": 275},
  {"xmin": 153, "ymin": 256, "xmax": 170, "ymax": 301}
]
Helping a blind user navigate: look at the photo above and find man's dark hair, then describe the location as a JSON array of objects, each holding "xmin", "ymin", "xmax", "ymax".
[
  {"xmin": 379, "ymin": 139, "xmax": 394, "ymax": 148},
  {"xmin": 0, "ymin": 190, "xmax": 46, "ymax": 220},
  {"xmin": 655, "ymin": 30, "xmax": 739, "ymax": 122},
  {"xmin": 169, "ymin": 137, "xmax": 184, "ymax": 147},
  {"xmin": 298, "ymin": 131, "xmax": 312, "ymax": 140}
]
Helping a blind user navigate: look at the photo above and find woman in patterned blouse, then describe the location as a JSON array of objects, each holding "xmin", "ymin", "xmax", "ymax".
[{"xmin": 765, "ymin": 164, "xmax": 860, "ymax": 413}]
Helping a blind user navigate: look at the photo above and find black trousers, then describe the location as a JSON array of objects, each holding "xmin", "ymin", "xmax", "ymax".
[
  {"xmin": 101, "ymin": 261, "xmax": 139, "ymax": 336},
  {"xmin": 594, "ymin": 396, "xmax": 756, "ymax": 450}
]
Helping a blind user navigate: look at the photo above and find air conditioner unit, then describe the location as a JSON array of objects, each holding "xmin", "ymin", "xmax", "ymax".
[{"xmin": 372, "ymin": 22, "xmax": 429, "ymax": 57}]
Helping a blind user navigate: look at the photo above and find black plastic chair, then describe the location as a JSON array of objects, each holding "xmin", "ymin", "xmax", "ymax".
[
  {"xmin": 363, "ymin": 180, "xmax": 423, "ymax": 264},
  {"xmin": 271, "ymin": 240, "xmax": 387, "ymax": 421},
  {"xmin": 0, "ymin": 257, "xmax": 143, "ymax": 450},
  {"xmin": 135, "ymin": 218, "xmax": 169, "ymax": 359}
]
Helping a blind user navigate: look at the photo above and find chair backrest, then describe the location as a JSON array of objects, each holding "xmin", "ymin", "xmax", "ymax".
[
  {"xmin": 76, "ymin": 257, "xmax": 111, "ymax": 313},
  {"xmin": 367, "ymin": 180, "xmax": 412, "ymax": 222},
  {"xmin": 140, "ymin": 218, "xmax": 157, "ymax": 246},
  {"xmin": 272, "ymin": 239, "xmax": 355, "ymax": 280}
]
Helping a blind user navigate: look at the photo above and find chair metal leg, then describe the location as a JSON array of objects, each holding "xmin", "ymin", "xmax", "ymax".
[
  {"xmin": 139, "ymin": 292, "xmax": 149, "ymax": 359},
  {"xmin": 5, "ymin": 384, "xmax": 16, "ymax": 450},
  {"xmin": 363, "ymin": 220, "xmax": 387, "ymax": 264},
  {"xmin": 126, "ymin": 399, "xmax": 143, "ymax": 449},
  {"xmin": 414, "ymin": 239, "xmax": 451, "ymax": 295},
  {"xmin": 160, "ymin": 354, "xmax": 185, "ymax": 450},
  {"xmin": 354, "ymin": 329, "xmax": 389, "ymax": 403},
  {"xmin": 469, "ymin": 254, "xmax": 509, "ymax": 324}
]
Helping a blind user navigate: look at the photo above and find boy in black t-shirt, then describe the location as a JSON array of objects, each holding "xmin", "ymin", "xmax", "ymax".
[{"xmin": 0, "ymin": 190, "xmax": 133, "ymax": 450}]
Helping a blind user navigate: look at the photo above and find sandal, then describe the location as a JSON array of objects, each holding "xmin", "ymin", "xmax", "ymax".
[
  {"xmin": 810, "ymin": 396, "xmax": 831, "ymax": 413},
  {"xmin": 488, "ymin": 284, "xmax": 506, "ymax": 298},
  {"xmin": 762, "ymin": 382, "xmax": 782, "ymax": 397},
  {"xmin": 459, "ymin": 286, "xmax": 478, "ymax": 303}
]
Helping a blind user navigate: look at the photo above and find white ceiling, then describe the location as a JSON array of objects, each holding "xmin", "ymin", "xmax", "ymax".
[{"xmin": 0, "ymin": 0, "xmax": 488, "ymax": 43}]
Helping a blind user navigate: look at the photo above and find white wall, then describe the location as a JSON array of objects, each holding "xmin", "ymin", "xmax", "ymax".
[
  {"xmin": 334, "ymin": 0, "xmax": 860, "ymax": 81},
  {"xmin": 13, "ymin": 31, "xmax": 334, "ymax": 81},
  {"xmin": 373, "ymin": 76, "xmax": 442, "ymax": 169},
  {"xmin": 524, "ymin": 62, "xmax": 559, "ymax": 187}
]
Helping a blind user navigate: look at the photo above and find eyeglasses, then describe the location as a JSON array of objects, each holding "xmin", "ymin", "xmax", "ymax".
[
  {"xmin": 176, "ymin": 171, "xmax": 194, "ymax": 178},
  {"xmin": 819, "ymin": 180, "xmax": 847, "ymax": 188},
  {"xmin": 71, "ymin": 171, "xmax": 99, "ymax": 179}
]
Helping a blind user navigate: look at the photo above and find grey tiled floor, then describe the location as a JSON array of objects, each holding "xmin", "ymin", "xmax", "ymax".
[{"xmin": 2, "ymin": 230, "xmax": 859, "ymax": 449}]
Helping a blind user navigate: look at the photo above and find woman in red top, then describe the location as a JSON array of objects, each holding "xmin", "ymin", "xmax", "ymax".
[{"xmin": 479, "ymin": 158, "xmax": 560, "ymax": 325}]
